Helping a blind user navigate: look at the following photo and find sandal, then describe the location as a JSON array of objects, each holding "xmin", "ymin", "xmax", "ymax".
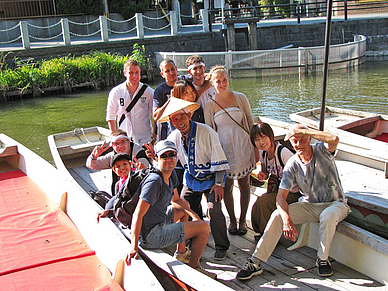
[
  {"xmin": 228, "ymin": 228, "xmax": 238, "ymax": 235},
  {"xmin": 237, "ymin": 228, "xmax": 247, "ymax": 236}
]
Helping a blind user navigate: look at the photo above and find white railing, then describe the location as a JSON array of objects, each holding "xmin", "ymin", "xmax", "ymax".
[
  {"xmin": 0, "ymin": 11, "xmax": 187, "ymax": 49},
  {"xmin": 156, "ymin": 35, "xmax": 367, "ymax": 76}
]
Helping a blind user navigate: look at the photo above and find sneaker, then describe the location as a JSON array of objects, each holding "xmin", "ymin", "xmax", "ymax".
[
  {"xmin": 174, "ymin": 248, "xmax": 191, "ymax": 264},
  {"xmin": 236, "ymin": 258, "xmax": 263, "ymax": 280},
  {"xmin": 195, "ymin": 264, "xmax": 217, "ymax": 279},
  {"xmin": 214, "ymin": 249, "xmax": 227, "ymax": 261},
  {"xmin": 316, "ymin": 258, "xmax": 333, "ymax": 277}
]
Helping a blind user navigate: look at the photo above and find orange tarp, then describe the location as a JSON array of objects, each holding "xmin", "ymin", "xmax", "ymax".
[{"xmin": 0, "ymin": 170, "xmax": 123, "ymax": 290}]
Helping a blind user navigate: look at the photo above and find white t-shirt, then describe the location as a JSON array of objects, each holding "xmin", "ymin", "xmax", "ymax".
[
  {"xmin": 194, "ymin": 84, "xmax": 217, "ymax": 110},
  {"xmin": 106, "ymin": 81, "xmax": 154, "ymax": 144}
]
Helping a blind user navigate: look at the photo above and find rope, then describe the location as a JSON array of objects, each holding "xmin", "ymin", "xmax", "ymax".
[
  {"xmin": 68, "ymin": 18, "xmax": 99, "ymax": 26},
  {"xmin": 27, "ymin": 21, "xmax": 61, "ymax": 29},
  {"xmin": 0, "ymin": 35, "xmax": 22, "ymax": 44},
  {"xmin": 108, "ymin": 15, "xmax": 136, "ymax": 23},
  {"xmin": 73, "ymin": 128, "xmax": 92, "ymax": 144},
  {"xmin": 70, "ymin": 29, "xmax": 101, "ymax": 37},
  {"xmin": 144, "ymin": 23, "xmax": 170, "ymax": 31},
  {"xmin": 0, "ymin": 23, "xmax": 20, "ymax": 32},
  {"xmin": 142, "ymin": 13, "xmax": 170, "ymax": 20},
  {"xmin": 108, "ymin": 27, "xmax": 137, "ymax": 34},
  {"xmin": 29, "ymin": 33, "xmax": 63, "ymax": 41},
  {"xmin": 180, "ymin": 12, "xmax": 200, "ymax": 18}
]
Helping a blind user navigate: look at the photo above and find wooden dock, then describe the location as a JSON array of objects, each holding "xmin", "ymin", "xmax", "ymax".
[{"xmin": 67, "ymin": 157, "xmax": 388, "ymax": 290}]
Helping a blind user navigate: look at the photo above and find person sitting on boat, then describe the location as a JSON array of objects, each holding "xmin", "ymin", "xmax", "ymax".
[
  {"xmin": 155, "ymin": 97, "xmax": 231, "ymax": 261},
  {"xmin": 86, "ymin": 129, "xmax": 150, "ymax": 194},
  {"xmin": 106, "ymin": 58, "xmax": 155, "ymax": 145},
  {"xmin": 249, "ymin": 122, "xmax": 301, "ymax": 240},
  {"xmin": 125, "ymin": 140, "xmax": 217, "ymax": 279},
  {"xmin": 236, "ymin": 124, "xmax": 349, "ymax": 280},
  {"xmin": 171, "ymin": 80, "xmax": 204, "ymax": 123}
]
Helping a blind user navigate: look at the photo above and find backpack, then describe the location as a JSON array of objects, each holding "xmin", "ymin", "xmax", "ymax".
[
  {"xmin": 88, "ymin": 190, "xmax": 112, "ymax": 208},
  {"xmin": 107, "ymin": 167, "xmax": 163, "ymax": 228},
  {"xmin": 262, "ymin": 144, "xmax": 295, "ymax": 169}
]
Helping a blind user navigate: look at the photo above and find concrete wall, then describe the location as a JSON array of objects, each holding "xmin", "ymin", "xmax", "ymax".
[{"xmin": 3, "ymin": 17, "xmax": 388, "ymax": 68}]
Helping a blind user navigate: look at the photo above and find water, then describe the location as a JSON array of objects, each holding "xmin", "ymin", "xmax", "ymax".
[{"xmin": 1, "ymin": 61, "xmax": 387, "ymax": 163}]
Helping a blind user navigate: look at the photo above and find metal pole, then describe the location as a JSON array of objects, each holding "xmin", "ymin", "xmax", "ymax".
[{"xmin": 319, "ymin": 0, "xmax": 333, "ymax": 131}]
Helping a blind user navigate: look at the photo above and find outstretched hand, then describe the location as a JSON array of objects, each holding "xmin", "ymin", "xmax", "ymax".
[
  {"xmin": 130, "ymin": 156, "xmax": 146, "ymax": 170},
  {"xmin": 125, "ymin": 248, "xmax": 139, "ymax": 266},
  {"xmin": 97, "ymin": 210, "xmax": 109, "ymax": 223},
  {"xmin": 144, "ymin": 142, "xmax": 156, "ymax": 160},
  {"xmin": 91, "ymin": 141, "xmax": 111, "ymax": 158}
]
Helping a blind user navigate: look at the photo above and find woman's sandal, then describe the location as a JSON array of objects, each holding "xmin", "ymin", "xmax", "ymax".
[
  {"xmin": 237, "ymin": 228, "xmax": 247, "ymax": 236},
  {"xmin": 228, "ymin": 228, "xmax": 238, "ymax": 235}
]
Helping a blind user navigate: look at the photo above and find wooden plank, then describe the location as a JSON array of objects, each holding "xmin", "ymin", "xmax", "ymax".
[{"xmin": 71, "ymin": 166, "xmax": 112, "ymax": 193}]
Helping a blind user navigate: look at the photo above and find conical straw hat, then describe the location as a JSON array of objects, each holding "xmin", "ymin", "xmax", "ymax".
[{"xmin": 157, "ymin": 97, "xmax": 200, "ymax": 123}]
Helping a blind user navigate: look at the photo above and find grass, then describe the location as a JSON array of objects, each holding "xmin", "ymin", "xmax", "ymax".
[{"xmin": 0, "ymin": 46, "xmax": 149, "ymax": 99}]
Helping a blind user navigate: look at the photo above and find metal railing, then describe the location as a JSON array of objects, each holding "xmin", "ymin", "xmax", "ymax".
[
  {"xmin": 156, "ymin": 35, "xmax": 366, "ymax": 77},
  {"xmin": 0, "ymin": 0, "xmax": 60, "ymax": 19},
  {"xmin": 0, "ymin": 12, "xmax": 178, "ymax": 49}
]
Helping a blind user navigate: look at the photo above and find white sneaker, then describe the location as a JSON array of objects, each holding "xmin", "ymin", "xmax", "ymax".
[
  {"xmin": 194, "ymin": 264, "xmax": 217, "ymax": 279},
  {"xmin": 174, "ymin": 248, "xmax": 191, "ymax": 264}
]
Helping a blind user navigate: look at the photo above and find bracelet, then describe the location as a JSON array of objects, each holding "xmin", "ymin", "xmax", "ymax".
[{"xmin": 214, "ymin": 182, "xmax": 223, "ymax": 187}]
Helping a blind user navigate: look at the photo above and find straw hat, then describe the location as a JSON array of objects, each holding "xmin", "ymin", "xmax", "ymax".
[{"xmin": 157, "ymin": 97, "xmax": 200, "ymax": 123}]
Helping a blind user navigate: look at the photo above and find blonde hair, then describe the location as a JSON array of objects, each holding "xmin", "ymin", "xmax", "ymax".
[
  {"xmin": 209, "ymin": 65, "xmax": 228, "ymax": 79},
  {"xmin": 124, "ymin": 58, "xmax": 140, "ymax": 70}
]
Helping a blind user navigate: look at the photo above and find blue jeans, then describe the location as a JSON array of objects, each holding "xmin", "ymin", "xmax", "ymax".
[{"xmin": 140, "ymin": 205, "xmax": 185, "ymax": 249}]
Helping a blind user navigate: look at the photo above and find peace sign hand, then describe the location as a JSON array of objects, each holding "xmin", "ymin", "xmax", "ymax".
[
  {"xmin": 130, "ymin": 156, "xmax": 146, "ymax": 170},
  {"xmin": 91, "ymin": 141, "xmax": 111, "ymax": 159}
]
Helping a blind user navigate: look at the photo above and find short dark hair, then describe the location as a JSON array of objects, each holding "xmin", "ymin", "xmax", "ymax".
[
  {"xmin": 186, "ymin": 55, "xmax": 205, "ymax": 67},
  {"xmin": 159, "ymin": 58, "xmax": 176, "ymax": 71},
  {"xmin": 250, "ymin": 122, "xmax": 275, "ymax": 147}
]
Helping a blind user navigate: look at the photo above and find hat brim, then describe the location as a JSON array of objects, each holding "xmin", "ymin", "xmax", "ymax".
[{"xmin": 157, "ymin": 97, "xmax": 200, "ymax": 123}]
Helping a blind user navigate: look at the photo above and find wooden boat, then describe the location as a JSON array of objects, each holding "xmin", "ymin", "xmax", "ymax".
[
  {"xmin": 47, "ymin": 127, "xmax": 233, "ymax": 291},
  {"xmin": 259, "ymin": 117, "xmax": 388, "ymax": 285},
  {"xmin": 290, "ymin": 106, "xmax": 388, "ymax": 178},
  {"xmin": 0, "ymin": 134, "xmax": 124, "ymax": 290}
]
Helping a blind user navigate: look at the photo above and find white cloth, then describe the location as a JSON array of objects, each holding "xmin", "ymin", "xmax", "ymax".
[
  {"xmin": 214, "ymin": 107, "xmax": 255, "ymax": 179},
  {"xmin": 194, "ymin": 84, "xmax": 216, "ymax": 110},
  {"xmin": 106, "ymin": 81, "xmax": 154, "ymax": 144},
  {"xmin": 168, "ymin": 121, "xmax": 229, "ymax": 191}
]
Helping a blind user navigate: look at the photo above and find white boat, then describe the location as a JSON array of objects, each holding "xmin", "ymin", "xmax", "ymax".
[
  {"xmin": 47, "ymin": 127, "xmax": 233, "ymax": 291},
  {"xmin": 290, "ymin": 106, "xmax": 388, "ymax": 178},
  {"xmin": 0, "ymin": 134, "xmax": 125, "ymax": 290},
  {"xmin": 258, "ymin": 117, "xmax": 388, "ymax": 285}
]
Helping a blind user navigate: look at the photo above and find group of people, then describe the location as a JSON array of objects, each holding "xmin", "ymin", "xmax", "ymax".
[{"xmin": 87, "ymin": 54, "xmax": 349, "ymax": 281}]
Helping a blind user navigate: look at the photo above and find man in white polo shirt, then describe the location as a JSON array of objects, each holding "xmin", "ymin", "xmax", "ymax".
[{"xmin": 106, "ymin": 58, "xmax": 154, "ymax": 144}]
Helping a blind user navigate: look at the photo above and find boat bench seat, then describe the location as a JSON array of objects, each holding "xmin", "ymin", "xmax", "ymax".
[{"xmin": 288, "ymin": 220, "xmax": 388, "ymax": 256}]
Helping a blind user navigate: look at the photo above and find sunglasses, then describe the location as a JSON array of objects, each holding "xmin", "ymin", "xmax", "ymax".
[{"xmin": 159, "ymin": 152, "xmax": 177, "ymax": 160}]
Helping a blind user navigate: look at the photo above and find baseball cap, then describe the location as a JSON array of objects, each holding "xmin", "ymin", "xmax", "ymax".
[
  {"xmin": 154, "ymin": 140, "xmax": 177, "ymax": 157},
  {"xmin": 110, "ymin": 153, "xmax": 131, "ymax": 167}
]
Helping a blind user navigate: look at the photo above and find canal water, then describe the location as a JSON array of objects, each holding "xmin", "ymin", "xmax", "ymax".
[{"xmin": 1, "ymin": 60, "xmax": 387, "ymax": 164}]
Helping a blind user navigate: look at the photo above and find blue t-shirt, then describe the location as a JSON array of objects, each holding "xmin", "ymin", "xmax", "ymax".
[
  {"xmin": 153, "ymin": 82, "xmax": 175, "ymax": 140},
  {"xmin": 139, "ymin": 170, "xmax": 179, "ymax": 238}
]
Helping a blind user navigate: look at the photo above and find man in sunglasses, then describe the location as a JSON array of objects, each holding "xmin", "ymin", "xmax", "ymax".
[
  {"xmin": 156, "ymin": 97, "xmax": 231, "ymax": 261},
  {"xmin": 126, "ymin": 140, "xmax": 217, "ymax": 279}
]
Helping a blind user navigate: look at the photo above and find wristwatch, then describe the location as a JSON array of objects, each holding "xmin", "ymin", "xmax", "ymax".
[{"xmin": 214, "ymin": 183, "xmax": 223, "ymax": 187}]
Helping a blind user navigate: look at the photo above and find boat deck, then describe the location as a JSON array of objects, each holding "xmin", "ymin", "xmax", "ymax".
[{"xmin": 66, "ymin": 157, "xmax": 388, "ymax": 290}]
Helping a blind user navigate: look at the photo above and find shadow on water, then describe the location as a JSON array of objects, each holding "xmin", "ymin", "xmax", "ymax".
[{"xmin": 1, "ymin": 61, "xmax": 387, "ymax": 163}]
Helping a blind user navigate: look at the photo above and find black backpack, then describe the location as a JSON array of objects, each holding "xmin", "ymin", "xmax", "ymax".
[{"xmin": 108, "ymin": 167, "xmax": 163, "ymax": 228}]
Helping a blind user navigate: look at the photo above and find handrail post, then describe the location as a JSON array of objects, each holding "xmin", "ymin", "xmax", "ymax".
[
  {"xmin": 225, "ymin": 51, "xmax": 232, "ymax": 74},
  {"xmin": 99, "ymin": 15, "xmax": 109, "ymax": 42},
  {"xmin": 297, "ymin": 3, "xmax": 301, "ymax": 24},
  {"xmin": 344, "ymin": 0, "xmax": 348, "ymax": 20},
  {"xmin": 136, "ymin": 13, "xmax": 144, "ymax": 39},
  {"xmin": 170, "ymin": 11, "xmax": 178, "ymax": 36},
  {"xmin": 61, "ymin": 18, "xmax": 71, "ymax": 46},
  {"xmin": 20, "ymin": 21, "xmax": 30, "ymax": 49},
  {"xmin": 201, "ymin": 9, "xmax": 209, "ymax": 33}
]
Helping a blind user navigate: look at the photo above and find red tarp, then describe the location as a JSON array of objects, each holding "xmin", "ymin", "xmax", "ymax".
[
  {"xmin": 0, "ymin": 170, "xmax": 123, "ymax": 290},
  {"xmin": 372, "ymin": 133, "xmax": 388, "ymax": 143}
]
